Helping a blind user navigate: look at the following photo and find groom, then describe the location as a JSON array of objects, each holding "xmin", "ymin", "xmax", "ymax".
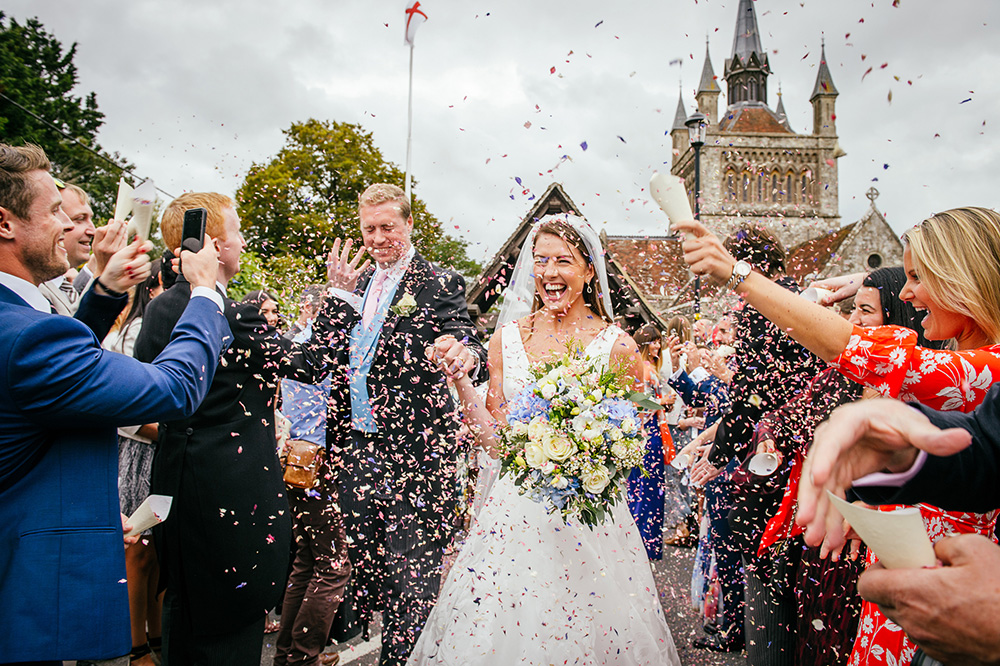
[{"xmin": 318, "ymin": 183, "xmax": 486, "ymax": 666}]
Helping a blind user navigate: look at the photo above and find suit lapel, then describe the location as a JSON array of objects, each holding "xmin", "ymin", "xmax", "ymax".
[{"xmin": 380, "ymin": 254, "xmax": 432, "ymax": 339}]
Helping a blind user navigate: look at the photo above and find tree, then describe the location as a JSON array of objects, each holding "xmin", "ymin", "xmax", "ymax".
[
  {"xmin": 0, "ymin": 12, "xmax": 134, "ymax": 221},
  {"xmin": 236, "ymin": 119, "xmax": 481, "ymax": 294}
]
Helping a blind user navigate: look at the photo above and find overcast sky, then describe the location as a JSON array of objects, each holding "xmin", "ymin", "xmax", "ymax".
[{"xmin": 8, "ymin": 0, "xmax": 999, "ymax": 262}]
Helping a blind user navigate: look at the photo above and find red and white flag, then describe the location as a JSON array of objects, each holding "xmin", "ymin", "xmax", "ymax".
[{"xmin": 404, "ymin": 1, "xmax": 427, "ymax": 46}]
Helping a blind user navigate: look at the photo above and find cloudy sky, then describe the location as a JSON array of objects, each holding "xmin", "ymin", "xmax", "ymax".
[{"xmin": 8, "ymin": 0, "xmax": 999, "ymax": 262}]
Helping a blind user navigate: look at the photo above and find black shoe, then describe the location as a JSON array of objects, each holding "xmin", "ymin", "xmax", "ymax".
[
  {"xmin": 702, "ymin": 621, "xmax": 721, "ymax": 636},
  {"xmin": 692, "ymin": 633, "xmax": 744, "ymax": 653}
]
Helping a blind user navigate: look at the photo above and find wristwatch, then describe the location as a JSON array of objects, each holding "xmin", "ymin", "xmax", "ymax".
[{"xmin": 725, "ymin": 260, "xmax": 752, "ymax": 291}]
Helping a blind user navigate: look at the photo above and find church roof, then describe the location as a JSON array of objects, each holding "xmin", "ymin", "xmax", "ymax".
[
  {"xmin": 672, "ymin": 92, "xmax": 688, "ymax": 131},
  {"xmin": 718, "ymin": 105, "xmax": 794, "ymax": 134},
  {"xmin": 775, "ymin": 91, "xmax": 793, "ymax": 131},
  {"xmin": 604, "ymin": 235, "xmax": 689, "ymax": 302},
  {"xmin": 786, "ymin": 223, "xmax": 856, "ymax": 282},
  {"xmin": 810, "ymin": 43, "xmax": 839, "ymax": 99},
  {"xmin": 698, "ymin": 42, "xmax": 721, "ymax": 93},
  {"xmin": 730, "ymin": 0, "xmax": 764, "ymax": 63}
]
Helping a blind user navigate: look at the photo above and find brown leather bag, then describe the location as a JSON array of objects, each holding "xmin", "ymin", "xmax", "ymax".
[{"xmin": 282, "ymin": 439, "xmax": 323, "ymax": 489}]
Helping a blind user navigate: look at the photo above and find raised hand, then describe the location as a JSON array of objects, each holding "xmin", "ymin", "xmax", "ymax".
[
  {"xmin": 100, "ymin": 239, "xmax": 154, "ymax": 293},
  {"xmin": 673, "ymin": 219, "xmax": 738, "ymax": 282},
  {"xmin": 326, "ymin": 238, "xmax": 370, "ymax": 292},
  {"xmin": 807, "ymin": 272, "xmax": 868, "ymax": 306},
  {"xmin": 92, "ymin": 218, "xmax": 128, "ymax": 276}
]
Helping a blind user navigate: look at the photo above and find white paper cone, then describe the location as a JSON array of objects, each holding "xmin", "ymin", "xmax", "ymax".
[
  {"xmin": 124, "ymin": 494, "xmax": 172, "ymax": 536},
  {"xmin": 670, "ymin": 453, "xmax": 691, "ymax": 470},
  {"xmin": 113, "ymin": 177, "xmax": 134, "ymax": 222},
  {"xmin": 649, "ymin": 172, "xmax": 695, "ymax": 240},
  {"xmin": 827, "ymin": 492, "xmax": 936, "ymax": 569},
  {"xmin": 127, "ymin": 179, "xmax": 156, "ymax": 241},
  {"xmin": 748, "ymin": 452, "xmax": 780, "ymax": 476},
  {"xmin": 801, "ymin": 287, "xmax": 834, "ymax": 303}
]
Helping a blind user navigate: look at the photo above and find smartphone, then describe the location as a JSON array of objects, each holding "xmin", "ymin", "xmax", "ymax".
[{"xmin": 181, "ymin": 208, "xmax": 207, "ymax": 253}]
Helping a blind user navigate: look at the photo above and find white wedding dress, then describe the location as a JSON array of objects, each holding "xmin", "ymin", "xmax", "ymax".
[{"xmin": 407, "ymin": 323, "xmax": 681, "ymax": 665}]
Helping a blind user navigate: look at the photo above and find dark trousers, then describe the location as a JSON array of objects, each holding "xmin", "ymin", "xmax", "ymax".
[
  {"xmin": 339, "ymin": 432, "xmax": 447, "ymax": 666},
  {"xmin": 162, "ymin": 586, "xmax": 264, "ymax": 666},
  {"xmin": 744, "ymin": 551, "xmax": 799, "ymax": 666},
  {"xmin": 706, "ymin": 474, "xmax": 745, "ymax": 641},
  {"xmin": 274, "ymin": 470, "xmax": 352, "ymax": 666}
]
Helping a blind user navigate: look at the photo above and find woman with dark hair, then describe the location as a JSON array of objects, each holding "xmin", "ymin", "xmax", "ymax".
[
  {"xmin": 241, "ymin": 289, "xmax": 281, "ymax": 329},
  {"xmin": 103, "ymin": 260, "xmax": 165, "ymax": 665},
  {"xmin": 627, "ymin": 323, "xmax": 670, "ymax": 561}
]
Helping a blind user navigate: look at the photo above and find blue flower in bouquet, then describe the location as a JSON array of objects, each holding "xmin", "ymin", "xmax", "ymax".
[
  {"xmin": 507, "ymin": 390, "xmax": 550, "ymax": 424},
  {"xmin": 593, "ymin": 398, "xmax": 637, "ymax": 425}
]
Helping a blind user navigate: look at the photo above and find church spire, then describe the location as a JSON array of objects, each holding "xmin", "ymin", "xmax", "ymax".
[
  {"xmin": 810, "ymin": 39, "xmax": 839, "ymax": 100},
  {"xmin": 696, "ymin": 38, "xmax": 721, "ymax": 125},
  {"xmin": 673, "ymin": 83, "xmax": 688, "ymax": 131},
  {"xmin": 724, "ymin": 0, "xmax": 771, "ymax": 107},
  {"xmin": 730, "ymin": 0, "xmax": 763, "ymax": 63}
]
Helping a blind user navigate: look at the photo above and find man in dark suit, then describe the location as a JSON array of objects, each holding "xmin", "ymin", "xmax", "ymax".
[
  {"xmin": 320, "ymin": 183, "xmax": 486, "ymax": 666},
  {"xmin": 0, "ymin": 144, "xmax": 231, "ymax": 665},
  {"xmin": 134, "ymin": 192, "xmax": 326, "ymax": 666},
  {"xmin": 797, "ymin": 386, "xmax": 1000, "ymax": 665}
]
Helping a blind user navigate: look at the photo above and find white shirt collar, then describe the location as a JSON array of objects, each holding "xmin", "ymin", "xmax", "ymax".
[
  {"xmin": 216, "ymin": 281, "xmax": 228, "ymax": 297},
  {"xmin": 373, "ymin": 245, "xmax": 415, "ymax": 282},
  {"xmin": 0, "ymin": 271, "xmax": 53, "ymax": 313}
]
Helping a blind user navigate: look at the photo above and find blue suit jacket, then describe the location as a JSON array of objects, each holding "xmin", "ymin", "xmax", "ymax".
[{"xmin": 0, "ymin": 282, "xmax": 231, "ymax": 663}]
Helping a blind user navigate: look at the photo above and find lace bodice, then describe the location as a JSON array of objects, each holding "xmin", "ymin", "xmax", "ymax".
[{"xmin": 500, "ymin": 321, "xmax": 623, "ymax": 401}]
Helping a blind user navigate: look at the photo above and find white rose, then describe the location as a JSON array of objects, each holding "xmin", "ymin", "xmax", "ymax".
[
  {"xmin": 607, "ymin": 426, "xmax": 623, "ymax": 441},
  {"xmin": 590, "ymin": 388, "xmax": 604, "ymax": 402},
  {"xmin": 540, "ymin": 460, "xmax": 556, "ymax": 474},
  {"xmin": 524, "ymin": 443, "xmax": 548, "ymax": 469},
  {"xmin": 551, "ymin": 475, "xmax": 569, "ymax": 489},
  {"xmin": 581, "ymin": 465, "xmax": 612, "ymax": 494},
  {"xmin": 527, "ymin": 417, "xmax": 549, "ymax": 442},
  {"xmin": 567, "ymin": 387, "xmax": 585, "ymax": 404},
  {"xmin": 511, "ymin": 421, "xmax": 529, "ymax": 436},
  {"xmin": 611, "ymin": 442, "xmax": 628, "ymax": 460},
  {"xmin": 620, "ymin": 417, "xmax": 638, "ymax": 435},
  {"xmin": 541, "ymin": 434, "xmax": 575, "ymax": 462}
]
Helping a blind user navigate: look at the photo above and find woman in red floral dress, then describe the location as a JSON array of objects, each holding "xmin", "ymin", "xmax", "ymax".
[{"xmin": 674, "ymin": 207, "xmax": 1000, "ymax": 666}]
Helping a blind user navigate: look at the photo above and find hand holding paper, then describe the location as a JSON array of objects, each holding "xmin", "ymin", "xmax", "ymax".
[
  {"xmin": 124, "ymin": 494, "xmax": 173, "ymax": 537},
  {"xmin": 113, "ymin": 177, "xmax": 134, "ymax": 222},
  {"xmin": 127, "ymin": 179, "xmax": 156, "ymax": 241},
  {"xmin": 826, "ymin": 493, "xmax": 935, "ymax": 569}
]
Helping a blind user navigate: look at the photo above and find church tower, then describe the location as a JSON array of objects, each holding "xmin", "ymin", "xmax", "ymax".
[{"xmin": 670, "ymin": 0, "xmax": 844, "ymax": 248}]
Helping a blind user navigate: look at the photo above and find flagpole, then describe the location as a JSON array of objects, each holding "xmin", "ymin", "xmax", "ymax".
[{"xmin": 405, "ymin": 41, "xmax": 414, "ymax": 204}]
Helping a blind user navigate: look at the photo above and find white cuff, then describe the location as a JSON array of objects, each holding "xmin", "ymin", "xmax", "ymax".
[
  {"xmin": 191, "ymin": 286, "xmax": 224, "ymax": 311},
  {"xmin": 852, "ymin": 450, "xmax": 928, "ymax": 488},
  {"xmin": 328, "ymin": 286, "xmax": 363, "ymax": 314}
]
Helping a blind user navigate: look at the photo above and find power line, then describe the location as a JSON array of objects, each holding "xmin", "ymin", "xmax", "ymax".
[{"xmin": 0, "ymin": 91, "xmax": 175, "ymax": 199}]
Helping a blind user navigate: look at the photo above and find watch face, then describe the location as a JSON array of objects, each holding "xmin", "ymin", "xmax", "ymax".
[{"xmin": 736, "ymin": 261, "xmax": 751, "ymax": 277}]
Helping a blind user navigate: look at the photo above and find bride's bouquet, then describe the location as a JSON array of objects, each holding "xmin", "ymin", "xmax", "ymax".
[{"xmin": 497, "ymin": 351, "xmax": 651, "ymax": 528}]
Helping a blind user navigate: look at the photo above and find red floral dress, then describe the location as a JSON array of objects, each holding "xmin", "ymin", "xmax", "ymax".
[{"xmin": 832, "ymin": 325, "xmax": 1000, "ymax": 666}]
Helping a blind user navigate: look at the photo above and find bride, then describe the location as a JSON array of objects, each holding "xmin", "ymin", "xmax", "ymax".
[{"xmin": 410, "ymin": 214, "xmax": 680, "ymax": 665}]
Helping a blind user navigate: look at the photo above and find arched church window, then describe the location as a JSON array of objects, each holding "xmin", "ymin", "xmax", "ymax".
[
  {"xmin": 771, "ymin": 172, "xmax": 780, "ymax": 203},
  {"xmin": 749, "ymin": 78, "xmax": 758, "ymax": 102},
  {"xmin": 756, "ymin": 173, "xmax": 764, "ymax": 202},
  {"xmin": 801, "ymin": 173, "xmax": 809, "ymax": 202},
  {"xmin": 726, "ymin": 170, "xmax": 737, "ymax": 201},
  {"xmin": 786, "ymin": 172, "xmax": 795, "ymax": 204},
  {"xmin": 742, "ymin": 172, "xmax": 751, "ymax": 203}
]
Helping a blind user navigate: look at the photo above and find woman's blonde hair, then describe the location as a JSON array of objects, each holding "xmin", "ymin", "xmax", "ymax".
[{"xmin": 903, "ymin": 206, "xmax": 1000, "ymax": 344}]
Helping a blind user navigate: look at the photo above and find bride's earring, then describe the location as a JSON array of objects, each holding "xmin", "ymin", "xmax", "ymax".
[{"xmin": 585, "ymin": 282, "xmax": 594, "ymax": 297}]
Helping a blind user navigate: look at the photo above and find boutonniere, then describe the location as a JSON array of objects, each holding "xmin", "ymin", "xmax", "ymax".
[{"xmin": 391, "ymin": 291, "xmax": 418, "ymax": 317}]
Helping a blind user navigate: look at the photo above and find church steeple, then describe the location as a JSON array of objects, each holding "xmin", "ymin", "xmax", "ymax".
[
  {"xmin": 670, "ymin": 84, "xmax": 689, "ymax": 162},
  {"xmin": 696, "ymin": 38, "xmax": 721, "ymax": 125},
  {"xmin": 775, "ymin": 86, "xmax": 792, "ymax": 131},
  {"xmin": 724, "ymin": 0, "xmax": 771, "ymax": 107},
  {"xmin": 810, "ymin": 40, "xmax": 839, "ymax": 136}
]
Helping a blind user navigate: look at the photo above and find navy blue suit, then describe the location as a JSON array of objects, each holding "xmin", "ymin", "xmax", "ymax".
[{"xmin": 0, "ymin": 282, "xmax": 231, "ymax": 664}]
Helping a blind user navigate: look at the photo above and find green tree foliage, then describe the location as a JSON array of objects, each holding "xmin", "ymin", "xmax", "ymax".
[
  {"xmin": 236, "ymin": 119, "xmax": 481, "ymax": 291},
  {"xmin": 0, "ymin": 12, "xmax": 134, "ymax": 221}
]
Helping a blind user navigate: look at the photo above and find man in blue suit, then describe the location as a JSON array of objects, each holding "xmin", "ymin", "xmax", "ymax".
[{"xmin": 0, "ymin": 144, "xmax": 233, "ymax": 666}]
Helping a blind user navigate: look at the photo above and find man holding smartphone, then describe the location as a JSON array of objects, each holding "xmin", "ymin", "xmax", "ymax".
[
  {"xmin": 0, "ymin": 144, "xmax": 232, "ymax": 666},
  {"xmin": 135, "ymin": 192, "xmax": 326, "ymax": 666}
]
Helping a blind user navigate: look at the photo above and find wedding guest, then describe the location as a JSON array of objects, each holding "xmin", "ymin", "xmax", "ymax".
[
  {"xmin": 134, "ymin": 192, "xmax": 325, "ymax": 666},
  {"xmin": 243, "ymin": 289, "xmax": 281, "ymax": 329},
  {"xmin": 38, "ymin": 181, "xmax": 94, "ymax": 314},
  {"xmin": 677, "ymin": 207, "xmax": 1000, "ymax": 666},
  {"xmin": 0, "ymin": 143, "xmax": 230, "ymax": 665},
  {"xmin": 627, "ymin": 323, "xmax": 671, "ymax": 561}
]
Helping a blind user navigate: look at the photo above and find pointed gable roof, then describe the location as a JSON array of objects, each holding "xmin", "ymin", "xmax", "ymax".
[
  {"xmin": 698, "ymin": 41, "xmax": 720, "ymax": 93},
  {"xmin": 775, "ymin": 90, "xmax": 793, "ymax": 131},
  {"xmin": 810, "ymin": 42, "xmax": 839, "ymax": 100}
]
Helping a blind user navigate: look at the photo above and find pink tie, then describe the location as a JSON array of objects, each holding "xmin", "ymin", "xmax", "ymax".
[{"xmin": 362, "ymin": 272, "xmax": 388, "ymax": 327}]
